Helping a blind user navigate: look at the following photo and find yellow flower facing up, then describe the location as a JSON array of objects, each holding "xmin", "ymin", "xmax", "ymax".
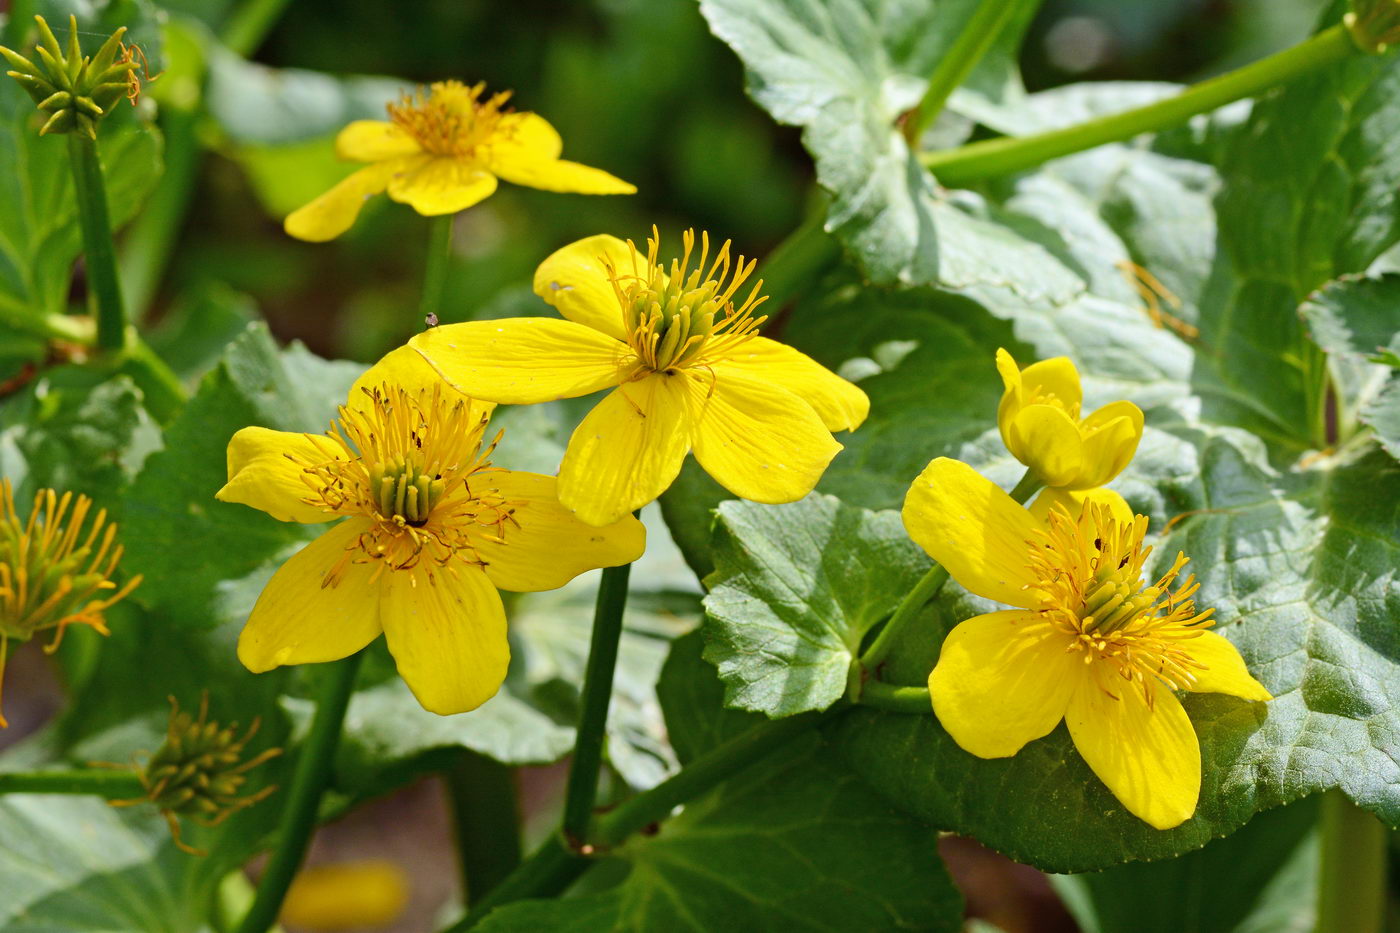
[
  {"xmin": 284, "ymin": 80, "xmax": 636, "ymax": 242},
  {"xmin": 411, "ymin": 229, "xmax": 870, "ymax": 526},
  {"xmin": 996, "ymin": 348, "xmax": 1143, "ymax": 489},
  {"xmin": 216, "ymin": 348, "xmax": 645, "ymax": 714},
  {"xmin": 903, "ymin": 458, "xmax": 1271, "ymax": 829},
  {"xmin": 0, "ymin": 479, "xmax": 139, "ymax": 727}
]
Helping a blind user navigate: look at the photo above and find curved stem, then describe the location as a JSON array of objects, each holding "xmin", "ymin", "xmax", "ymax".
[
  {"xmin": 67, "ymin": 133, "xmax": 127, "ymax": 351},
  {"xmin": 922, "ymin": 23, "xmax": 1358, "ymax": 186},
  {"xmin": 419, "ymin": 214, "xmax": 455, "ymax": 325},
  {"xmin": 1316, "ymin": 791, "xmax": 1387, "ymax": 933},
  {"xmin": 903, "ymin": 0, "xmax": 1029, "ymax": 144},
  {"xmin": 560, "ymin": 560, "xmax": 633, "ymax": 845},
  {"xmin": 0, "ymin": 769, "xmax": 145, "ymax": 798},
  {"xmin": 234, "ymin": 652, "xmax": 362, "ymax": 933},
  {"xmin": 857, "ymin": 681, "xmax": 931, "ymax": 714}
]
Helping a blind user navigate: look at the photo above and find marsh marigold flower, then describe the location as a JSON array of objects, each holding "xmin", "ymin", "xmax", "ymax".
[
  {"xmin": 284, "ymin": 80, "xmax": 635, "ymax": 242},
  {"xmin": 216, "ymin": 348, "xmax": 645, "ymax": 714},
  {"xmin": 0, "ymin": 479, "xmax": 139, "ymax": 726},
  {"xmin": 410, "ymin": 229, "xmax": 870, "ymax": 526},
  {"xmin": 996, "ymin": 348, "xmax": 1143, "ymax": 489},
  {"xmin": 903, "ymin": 458, "xmax": 1270, "ymax": 829},
  {"xmin": 281, "ymin": 861, "xmax": 410, "ymax": 930}
]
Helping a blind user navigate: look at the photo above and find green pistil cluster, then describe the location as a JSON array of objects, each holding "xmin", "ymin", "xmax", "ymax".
[
  {"xmin": 626, "ymin": 273, "xmax": 723, "ymax": 372},
  {"xmin": 0, "ymin": 15, "xmax": 137, "ymax": 138},
  {"xmin": 369, "ymin": 456, "xmax": 446, "ymax": 525},
  {"xmin": 143, "ymin": 696, "xmax": 279, "ymax": 826},
  {"xmin": 1078, "ymin": 570, "xmax": 1162, "ymax": 635}
]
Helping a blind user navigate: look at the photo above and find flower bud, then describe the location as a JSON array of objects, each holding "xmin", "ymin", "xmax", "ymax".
[{"xmin": 0, "ymin": 15, "xmax": 143, "ymax": 138}]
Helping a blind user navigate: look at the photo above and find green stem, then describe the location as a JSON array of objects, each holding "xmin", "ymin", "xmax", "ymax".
[
  {"xmin": 921, "ymin": 23, "xmax": 1359, "ymax": 186},
  {"xmin": 1316, "ymin": 791, "xmax": 1387, "ymax": 933},
  {"xmin": 444, "ymin": 835, "xmax": 589, "ymax": 932},
  {"xmin": 67, "ymin": 133, "xmax": 127, "ymax": 352},
  {"xmin": 560, "ymin": 560, "xmax": 633, "ymax": 845},
  {"xmin": 0, "ymin": 769, "xmax": 145, "ymax": 798},
  {"xmin": 221, "ymin": 0, "xmax": 294, "ymax": 57},
  {"xmin": 759, "ymin": 208, "xmax": 839, "ymax": 311},
  {"xmin": 903, "ymin": 0, "xmax": 1028, "ymax": 144},
  {"xmin": 419, "ymin": 214, "xmax": 455, "ymax": 324},
  {"xmin": 857, "ymin": 682, "xmax": 932, "ymax": 714},
  {"xmin": 857, "ymin": 468, "xmax": 1040, "ymax": 677},
  {"xmin": 234, "ymin": 652, "xmax": 362, "ymax": 933},
  {"xmin": 444, "ymin": 750, "xmax": 521, "ymax": 905}
]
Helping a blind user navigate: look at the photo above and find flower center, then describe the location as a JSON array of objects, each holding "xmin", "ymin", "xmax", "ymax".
[
  {"xmin": 386, "ymin": 80, "xmax": 510, "ymax": 158},
  {"xmin": 1025, "ymin": 502, "xmax": 1214, "ymax": 701},
  {"xmin": 609, "ymin": 228, "xmax": 768, "ymax": 373},
  {"xmin": 295, "ymin": 384, "xmax": 519, "ymax": 578},
  {"xmin": 0, "ymin": 480, "xmax": 138, "ymax": 646}
]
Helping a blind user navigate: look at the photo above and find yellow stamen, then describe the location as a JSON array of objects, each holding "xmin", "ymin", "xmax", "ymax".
[
  {"xmin": 607, "ymin": 227, "xmax": 768, "ymax": 373},
  {"xmin": 387, "ymin": 80, "xmax": 511, "ymax": 158},
  {"xmin": 1025, "ymin": 502, "xmax": 1214, "ymax": 702}
]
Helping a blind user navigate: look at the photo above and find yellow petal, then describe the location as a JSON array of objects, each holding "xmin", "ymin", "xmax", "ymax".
[
  {"xmin": 348, "ymin": 345, "xmax": 496, "ymax": 422},
  {"xmin": 1027, "ymin": 486, "xmax": 1134, "ymax": 526},
  {"xmin": 714, "ymin": 337, "xmax": 870, "ymax": 432},
  {"xmin": 380, "ymin": 564, "xmax": 509, "ymax": 715},
  {"xmin": 489, "ymin": 157, "xmax": 636, "ymax": 195},
  {"xmin": 470, "ymin": 471, "xmax": 646, "ymax": 591},
  {"xmin": 237, "ymin": 518, "xmax": 382, "ymax": 672},
  {"xmin": 532, "ymin": 234, "xmax": 634, "ymax": 340},
  {"xmin": 386, "ymin": 156, "xmax": 498, "ymax": 215},
  {"xmin": 335, "ymin": 120, "xmax": 421, "ymax": 162},
  {"xmin": 1072, "ymin": 401, "xmax": 1144, "ymax": 489},
  {"xmin": 687, "ymin": 368, "xmax": 841, "ymax": 505},
  {"xmin": 281, "ymin": 861, "xmax": 409, "ymax": 931},
  {"xmin": 1184, "ymin": 630, "xmax": 1272, "ymax": 701},
  {"xmin": 1065, "ymin": 671, "xmax": 1201, "ymax": 830},
  {"xmin": 284, "ymin": 161, "xmax": 399, "ymax": 242},
  {"xmin": 1007, "ymin": 404, "xmax": 1084, "ymax": 487},
  {"xmin": 1019, "ymin": 355, "xmax": 1082, "ymax": 412},
  {"xmin": 557, "ymin": 373, "xmax": 693, "ymax": 526},
  {"xmin": 901, "ymin": 458, "xmax": 1042, "ymax": 608},
  {"xmin": 218, "ymin": 426, "xmax": 342, "ymax": 523},
  {"xmin": 412, "ymin": 319, "xmax": 630, "ymax": 405},
  {"xmin": 488, "ymin": 111, "xmax": 563, "ymax": 161},
  {"xmin": 929, "ymin": 610, "xmax": 1082, "ymax": 758}
]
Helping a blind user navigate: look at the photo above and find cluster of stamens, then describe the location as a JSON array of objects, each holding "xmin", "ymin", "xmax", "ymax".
[
  {"xmin": 387, "ymin": 80, "xmax": 510, "ymax": 158},
  {"xmin": 609, "ymin": 228, "xmax": 768, "ymax": 373},
  {"xmin": 291, "ymin": 384, "xmax": 520, "ymax": 581},
  {"xmin": 1025, "ymin": 503, "xmax": 1214, "ymax": 704}
]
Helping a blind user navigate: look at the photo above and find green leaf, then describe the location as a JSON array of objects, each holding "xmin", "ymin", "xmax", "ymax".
[
  {"xmin": 121, "ymin": 323, "xmax": 361, "ymax": 622},
  {"xmin": 702, "ymin": 494, "xmax": 931, "ymax": 717}
]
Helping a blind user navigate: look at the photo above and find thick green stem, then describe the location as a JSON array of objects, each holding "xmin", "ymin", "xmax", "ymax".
[
  {"xmin": 857, "ymin": 682, "xmax": 932, "ymax": 714},
  {"xmin": 444, "ymin": 835, "xmax": 588, "ymax": 932},
  {"xmin": 759, "ymin": 209, "xmax": 839, "ymax": 311},
  {"xmin": 922, "ymin": 24, "xmax": 1358, "ymax": 186},
  {"xmin": 903, "ymin": 0, "xmax": 1029, "ymax": 144},
  {"xmin": 1316, "ymin": 791, "xmax": 1387, "ymax": 933},
  {"xmin": 444, "ymin": 750, "xmax": 521, "ymax": 905},
  {"xmin": 221, "ymin": 0, "xmax": 294, "ymax": 56},
  {"xmin": 419, "ymin": 214, "xmax": 455, "ymax": 324},
  {"xmin": 234, "ymin": 653, "xmax": 362, "ymax": 933},
  {"xmin": 67, "ymin": 133, "xmax": 127, "ymax": 352},
  {"xmin": 0, "ymin": 769, "xmax": 145, "ymax": 798},
  {"xmin": 560, "ymin": 561, "xmax": 633, "ymax": 845}
]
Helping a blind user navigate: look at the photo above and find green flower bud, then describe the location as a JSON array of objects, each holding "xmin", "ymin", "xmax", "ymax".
[{"xmin": 0, "ymin": 15, "xmax": 143, "ymax": 138}]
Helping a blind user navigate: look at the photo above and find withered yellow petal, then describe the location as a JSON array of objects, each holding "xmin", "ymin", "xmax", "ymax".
[
  {"xmin": 714, "ymin": 337, "xmax": 869, "ymax": 432},
  {"xmin": 1065, "ymin": 671, "xmax": 1201, "ymax": 830},
  {"xmin": 386, "ymin": 156, "xmax": 498, "ymax": 215},
  {"xmin": 533, "ymin": 234, "xmax": 634, "ymax": 340},
  {"xmin": 335, "ymin": 120, "xmax": 421, "ymax": 162},
  {"xmin": 412, "ymin": 319, "xmax": 631, "ymax": 405},
  {"xmin": 471, "ymin": 471, "xmax": 646, "ymax": 592},
  {"xmin": 557, "ymin": 373, "xmax": 693, "ymax": 526},
  {"xmin": 1184, "ymin": 630, "xmax": 1272, "ymax": 701},
  {"xmin": 218, "ymin": 426, "xmax": 342, "ymax": 524},
  {"xmin": 237, "ymin": 518, "xmax": 382, "ymax": 671},
  {"xmin": 687, "ymin": 369, "xmax": 840, "ymax": 505},
  {"xmin": 902, "ymin": 458, "xmax": 1042, "ymax": 608},
  {"xmin": 929, "ymin": 610, "xmax": 1082, "ymax": 758},
  {"xmin": 380, "ymin": 565, "xmax": 509, "ymax": 715},
  {"xmin": 284, "ymin": 160, "xmax": 401, "ymax": 242}
]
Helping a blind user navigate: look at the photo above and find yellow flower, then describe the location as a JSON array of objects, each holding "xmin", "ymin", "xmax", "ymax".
[
  {"xmin": 410, "ymin": 229, "xmax": 870, "ymax": 526},
  {"xmin": 284, "ymin": 80, "xmax": 635, "ymax": 242},
  {"xmin": 995, "ymin": 348, "xmax": 1143, "ymax": 489},
  {"xmin": 902, "ymin": 458, "xmax": 1271, "ymax": 829},
  {"xmin": 281, "ymin": 860, "xmax": 409, "ymax": 930},
  {"xmin": 0, "ymin": 479, "xmax": 139, "ymax": 727},
  {"xmin": 215, "ymin": 347, "xmax": 645, "ymax": 715}
]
